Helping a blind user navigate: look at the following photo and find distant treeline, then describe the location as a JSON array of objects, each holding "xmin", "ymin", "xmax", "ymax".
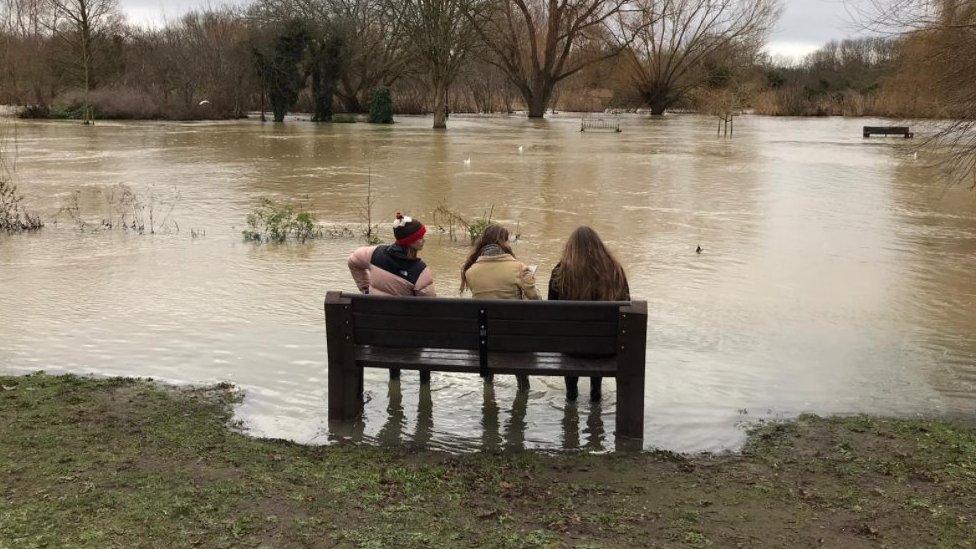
[{"xmin": 0, "ymin": 0, "xmax": 971, "ymax": 125}]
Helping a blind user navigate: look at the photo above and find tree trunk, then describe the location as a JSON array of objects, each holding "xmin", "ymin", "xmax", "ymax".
[
  {"xmin": 311, "ymin": 61, "xmax": 334, "ymax": 122},
  {"xmin": 338, "ymin": 91, "xmax": 363, "ymax": 113},
  {"xmin": 646, "ymin": 90, "xmax": 670, "ymax": 116},
  {"xmin": 432, "ymin": 80, "xmax": 447, "ymax": 129},
  {"xmin": 526, "ymin": 77, "xmax": 552, "ymax": 118}
]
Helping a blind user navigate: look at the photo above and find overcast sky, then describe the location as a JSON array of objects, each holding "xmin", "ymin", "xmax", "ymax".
[{"xmin": 120, "ymin": 0, "xmax": 861, "ymax": 61}]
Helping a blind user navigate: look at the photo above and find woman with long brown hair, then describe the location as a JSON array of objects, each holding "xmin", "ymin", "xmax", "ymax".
[
  {"xmin": 461, "ymin": 223, "xmax": 540, "ymax": 389},
  {"xmin": 548, "ymin": 226, "xmax": 630, "ymax": 401},
  {"xmin": 460, "ymin": 224, "xmax": 540, "ymax": 300}
]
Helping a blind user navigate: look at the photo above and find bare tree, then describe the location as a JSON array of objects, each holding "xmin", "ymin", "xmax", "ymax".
[
  {"xmin": 1, "ymin": 0, "xmax": 57, "ymax": 104},
  {"xmin": 468, "ymin": 0, "xmax": 640, "ymax": 118},
  {"xmin": 45, "ymin": 0, "xmax": 121, "ymax": 124},
  {"xmin": 331, "ymin": 0, "xmax": 411, "ymax": 112},
  {"xmin": 623, "ymin": 0, "xmax": 778, "ymax": 115},
  {"xmin": 388, "ymin": 0, "xmax": 486, "ymax": 128}
]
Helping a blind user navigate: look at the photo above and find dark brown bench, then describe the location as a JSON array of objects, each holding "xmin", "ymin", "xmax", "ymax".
[
  {"xmin": 863, "ymin": 126, "xmax": 913, "ymax": 138},
  {"xmin": 325, "ymin": 292, "xmax": 648, "ymax": 440}
]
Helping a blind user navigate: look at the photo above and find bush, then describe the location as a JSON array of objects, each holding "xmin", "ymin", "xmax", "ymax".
[
  {"xmin": 53, "ymin": 87, "xmax": 164, "ymax": 120},
  {"xmin": 368, "ymin": 86, "xmax": 394, "ymax": 124},
  {"xmin": 17, "ymin": 105, "xmax": 54, "ymax": 119},
  {"xmin": 243, "ymin": 199, "xmax": 320, "ymax": 243},
  {"xmin": 332, "ymin": 113, "xmax": 357, "ymax": 123},
  {"xmin": 0, "ymin": 179, "xmax": 43, "ymax": 232}
]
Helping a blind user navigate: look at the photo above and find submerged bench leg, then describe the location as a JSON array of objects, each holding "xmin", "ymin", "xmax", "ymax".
[
  {"xmin": 390, "ymin": 368, "xmax": 401, "ymax": 380},
  {"xmin": 565, "ymin": 376, "xmax": 579, "ymax": 400},
  {"xmin": 419, "ymin": 370, "xmax": 431, "ymax": 384},
  {"xmin": 326, "ymin": 293, "xmax": 361, "ymax": 421},
  {"xmin": 615, "ymin": 303, "xmax": 647, "ymax": 441},
  {"xmin": 517, "ymin": 374, "xmax": 530, "ymax": 392}
]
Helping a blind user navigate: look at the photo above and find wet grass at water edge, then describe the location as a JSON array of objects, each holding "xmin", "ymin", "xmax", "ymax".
[{"xmin": 1, "ymin": 373, "xmax": 974, "ymax": 547}]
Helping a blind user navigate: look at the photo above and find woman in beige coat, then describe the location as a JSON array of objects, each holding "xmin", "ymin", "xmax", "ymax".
[{"xmin": 460, "ymin": 224, "xmax": 539, "ymax": 388}]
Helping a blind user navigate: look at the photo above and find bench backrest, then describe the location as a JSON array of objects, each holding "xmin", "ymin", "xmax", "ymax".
[{"xmin": 334, "ymin": 292, "xmax": 633, "ymax": 355}]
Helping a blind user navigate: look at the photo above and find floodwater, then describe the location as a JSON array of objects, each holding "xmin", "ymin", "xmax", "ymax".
[{"xmin": 1, "ymin": 114, "xmax": 975, "ymax": 453}]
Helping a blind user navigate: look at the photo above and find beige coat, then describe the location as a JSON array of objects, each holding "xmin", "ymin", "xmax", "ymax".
[{"xmin": 464, "ymin": 254, "xmax": 540, "ymax": 300}]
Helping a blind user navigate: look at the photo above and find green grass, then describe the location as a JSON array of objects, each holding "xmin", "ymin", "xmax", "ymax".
[{"xmin": 1, "ymin": 373, "xmax": 974, "ymax": 547}]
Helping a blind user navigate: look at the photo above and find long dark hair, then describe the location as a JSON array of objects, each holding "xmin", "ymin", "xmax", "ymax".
[
  {"xmin": 459, "ymin": 223, "xmax": 514, "ymax": 293},
  {"xmin": 554, "ymin": 226, "xmax": 629, "ymax": 301}
]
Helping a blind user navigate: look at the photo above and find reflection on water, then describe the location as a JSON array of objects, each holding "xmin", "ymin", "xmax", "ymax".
[{"xmin": 1, "ymin": 114, "xmax": 975, "ymax": 453}]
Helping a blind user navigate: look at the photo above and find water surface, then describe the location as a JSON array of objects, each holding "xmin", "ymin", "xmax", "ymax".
[{"xmin": 2, "ymin": 114, "xmax": 974, "ymax": 452}]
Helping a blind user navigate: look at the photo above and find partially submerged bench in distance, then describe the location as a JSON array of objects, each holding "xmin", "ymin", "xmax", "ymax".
[
  {"xmin": 325, "ymin": 292, "xmax": 648, "ymax": 440},
  {"xmin": 863, "ymin": 126, "xmax": 913, "ymax": 138}
]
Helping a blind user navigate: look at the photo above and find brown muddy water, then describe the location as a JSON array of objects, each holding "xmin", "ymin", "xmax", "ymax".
[{"xmin": 1, "ymin": 114, "xmax": 975, "ymax": 453}]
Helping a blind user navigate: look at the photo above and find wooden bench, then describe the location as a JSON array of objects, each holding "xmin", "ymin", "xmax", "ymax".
[
  {"xmin": 863, "ymin": 126, "xmax": 913, "ymax": 138},
  {"xmin": 325, "ymin": 292, "xmax": 648, "ymax": 440}
]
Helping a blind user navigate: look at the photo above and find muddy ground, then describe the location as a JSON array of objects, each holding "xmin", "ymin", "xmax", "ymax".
[{"xmin": 1, "ymin": 373, "xmax": 973, "ymax": 547}]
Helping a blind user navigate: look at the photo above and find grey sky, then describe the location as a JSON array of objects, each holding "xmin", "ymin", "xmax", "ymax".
[{"xmin": 120, "ymin": 0, "xmax": 860, "ymax": 60}]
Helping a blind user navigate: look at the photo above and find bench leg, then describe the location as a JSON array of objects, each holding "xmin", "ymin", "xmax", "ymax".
[
  {"xmin": 590, "ymin": 376, "xmax": 603, "ymax": 402},
  {"xmin": 615, "ymin": 376, "xmax": 643, "ymax": 440},
  {"xmin": 516, "ymin": 374, "xmax": 530, "ymax": 392},
  {"xmin": 328, "ymin": 363, "xmax": 361, "ymax": 422},
  {"xmin": 419, "ymin": 370, "xmax": 431, "ymax": 384},
  {"xmin": 615, "ymin": 304, "xmax": 646, "ymax": 441},
  {"xmin": 389, "ymin": 368, "xmax": 401, "ymax": 380},
  {"xmin": 565, "ymin": 376, "xmax": 579, "ymax": 400}
]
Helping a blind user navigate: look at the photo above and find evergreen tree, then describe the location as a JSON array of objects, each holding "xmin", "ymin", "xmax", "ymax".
[
  {"xmin": 368, "ymin": 86, "xmax": 394, "ymax": 124},
  {"xmin": 311, "ymin": 35, "xmax": 344, "ymax": 122},
  {"xmin": 253, "ymin": 20, "xmax": 308, "ymax": 123}
]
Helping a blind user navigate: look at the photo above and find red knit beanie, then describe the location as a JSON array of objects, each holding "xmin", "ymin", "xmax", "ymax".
[{"xmin": 393, "ymin": 213, "xmax": 426, "ymax": 246}]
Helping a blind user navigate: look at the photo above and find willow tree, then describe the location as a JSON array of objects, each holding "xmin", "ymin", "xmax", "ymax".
[
  {"xmin": 389, "ymin": 0, "xmax": 485, "ymax": 128},
  {"xmin": 468, "ymin": 0, "xmax": 639, "ymax": 118},
  {"xmin": 46, "ymin": 0, "xmax": 121, "ymax": 124},
  {"xmin": 623, "ymin": 0, "xmax": 779, "ymax": 115}
]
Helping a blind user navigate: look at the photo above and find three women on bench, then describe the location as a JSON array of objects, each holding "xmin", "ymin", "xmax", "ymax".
[{"xmin": 347, "ymin": 213, "xmax": 630, "ymax": 402}]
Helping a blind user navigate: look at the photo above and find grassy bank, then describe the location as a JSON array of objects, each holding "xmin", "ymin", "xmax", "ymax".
[{"xmin": 1, "ymin": 373, "xmax": 974, "ymax": 547}]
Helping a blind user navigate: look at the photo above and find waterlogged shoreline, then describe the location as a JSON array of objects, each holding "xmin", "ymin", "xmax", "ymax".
[{"xmin": 1, "ymin": 373, "xmax": 974, "ymax": 547}]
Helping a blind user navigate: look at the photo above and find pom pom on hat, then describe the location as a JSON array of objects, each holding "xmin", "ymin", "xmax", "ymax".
[{"xmin": 393, "ymin": 212, "xmax": 426, "ymax": 246}]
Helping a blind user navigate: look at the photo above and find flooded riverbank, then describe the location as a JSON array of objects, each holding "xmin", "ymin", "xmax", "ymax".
[{"xmin": 1, "ymin": 114, "xmax": 974, "ymax": 452}]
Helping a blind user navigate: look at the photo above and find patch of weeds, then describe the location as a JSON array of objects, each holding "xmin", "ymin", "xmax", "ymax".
[
  {"xmin": 499, "ymin": 529, "xmax": 557, "ymax": 547},
  {"xmin": 243, "ymin": 198, "xmax": 321, "ymax": 243},
  {"xmin": 430, "ymin": 203, "xmax": 503, "ymax": 244},
  {"xmin": 467, "ymin": 205, "xmax": 495, "ymax": 244},
  {"xmin": 54, "ymin": 184, "xmax": 181, "ymax": 234},
  {"xmin": 0, "ymin": 179, "xmax": 43, "ymax": 232},
  {"xmin": 683, "ymin": 530, "xmax": 712, "ymax": 547}
]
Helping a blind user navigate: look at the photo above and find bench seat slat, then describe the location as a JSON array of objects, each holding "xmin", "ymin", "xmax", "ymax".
[
  {"xmin": 356, "ymin": 346, "xmax": 617, "ymax": 377},
  {"xmin": 352, "ymin": 313, "xmax": 618, "ymax": 338},
  {"xmin": 354, "ymin": 328, "xmax": 617, "ymax": 354},
  {"xmin": 353, "ymin": 313, "xmax": 477, "ymax": 333}
]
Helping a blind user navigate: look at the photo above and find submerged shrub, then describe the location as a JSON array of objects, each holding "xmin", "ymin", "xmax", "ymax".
[
  {"xmin": 332, "ymin": 113, "xmax": 357, "ymax": 123},
  {"xmin": 368, "ymin": 86, "xmax": 394, "ymax": 124},
  {"xmin": 244, "ymin": 199, "xmax": 321, "ymax": 243},
  {"xmin": 0, "ymin": 179, "xmax": 43, "ymax": 233}
]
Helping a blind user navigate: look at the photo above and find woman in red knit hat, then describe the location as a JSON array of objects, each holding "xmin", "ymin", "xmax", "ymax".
[
  {"xmin": 347, "ymin": 213, "xmax": 436, "ymax": 381},
  {"xmin": 347, "ymin": 212, "xmax": 436, "ymax": 298}
]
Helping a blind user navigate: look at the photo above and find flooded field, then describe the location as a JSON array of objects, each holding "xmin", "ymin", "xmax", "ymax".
[{"xmin": 1, "ymin": 114, "xmax": 974, "ymax": 453}]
